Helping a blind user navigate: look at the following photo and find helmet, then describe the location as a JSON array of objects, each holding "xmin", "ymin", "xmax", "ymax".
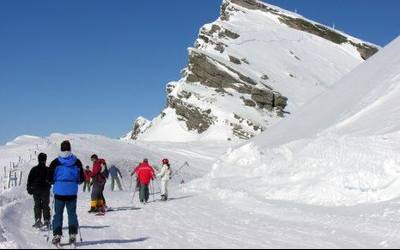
[{"xmin": 162, "ymin": 159, "xmax": 169, "ymax": 165}]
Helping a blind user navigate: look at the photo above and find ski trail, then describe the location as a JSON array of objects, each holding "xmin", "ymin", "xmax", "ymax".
[{"xmin": 4, "ymin": 184, "xmax": 400, "ymax": 248}]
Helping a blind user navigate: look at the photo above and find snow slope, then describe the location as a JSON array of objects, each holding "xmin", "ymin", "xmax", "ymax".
[
  {"xmin": 126, "ymin": 0, "xmax": 379, "ymax": 142},
  {"xmin": 1, "ymin": 133, "xmax": 400, "ymax": 248},
  {"xmin": 201, "ymin": 36, "xmax": 400, "ymax": 206}
]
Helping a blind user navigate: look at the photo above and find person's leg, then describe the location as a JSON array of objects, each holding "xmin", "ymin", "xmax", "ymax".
[
  {"xmin": 111, "ymin": 177, "xmax": 115, "ymax": 192},
  {"xmin": 139, "ymin": 184, "xmax": 145, "ymax": 203},
  {"xmin": 90, "ymin": 183, "xmax": 101, "ymax": 212},
  {"xmin": 116, "ymin": 177, "xmax": 123, "ymax": 191},
  {"xmin": 42, "ymin": 190, "xmax": 51, "ymax": 223},
  {"xmin": 33, "ymin": 194, "xmax": 42, "ymax": 224},
  {"xmin": 53, "ymin": 199, "xmax": 65, "ymax": 236},
  {"xmin": 66, "ymin": 198, "xmax": 79, "ymax": 236},
  {"xmin": 83, "ymin": 182, "xmax": 87, "ymax": 192},
  {"xmin": 144, "ymin": 185, "xmax": 150, "ymax": 202}
]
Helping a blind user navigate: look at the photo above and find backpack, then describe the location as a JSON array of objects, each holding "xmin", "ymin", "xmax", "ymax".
[{"xmin": 101, "ymin": 163, "xmax": 110, "ymax": 179}]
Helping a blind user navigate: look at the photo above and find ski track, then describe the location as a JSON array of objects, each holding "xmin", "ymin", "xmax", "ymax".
[
  {"xmin": 2, "ymin": 186, "xmax": 400, "ymax": 248},
  {"xmin": 2, "ymin": 135, "xmax": 400, "ymax": 248}
]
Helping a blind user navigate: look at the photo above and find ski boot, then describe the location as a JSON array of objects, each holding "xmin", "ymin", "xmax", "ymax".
[
  {"xmin": 52, "ymin": 235, "xmax": 62, "ymax": 247},
  {"xmin": 88, "ymin": 207, "xmax": 97, "ymax": 213},
  {"xmin": 32, "ymin": 219, "xmax": 43, "ymax": 229},
  {"xmin": 69, "ymin": 234, "xmax": 77, "ymax": 246},
  {"xmin": 43, "ymin": 220, "xmax": 51, "ymax": 228}
]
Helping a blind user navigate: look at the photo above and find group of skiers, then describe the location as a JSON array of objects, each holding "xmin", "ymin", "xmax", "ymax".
[{"xmin": 26, "ymin": 140, "xmax": 172, "ymax": 247}]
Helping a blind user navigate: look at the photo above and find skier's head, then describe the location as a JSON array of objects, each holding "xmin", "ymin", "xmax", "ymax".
[
  {"xmin": 143, "ymin": 158, "xmax": 149, "ymax": 163},
  {"xmin": 162, "ymin": 158, "xmax": 169, "ymax": 165},
  {"xmin": 91, "ymin": 154, "xmax": 98, "ymax": 163},
  {"xmin": 38, "ymin": 153, "xmax": 47, "ymax": 164},
  {"xmin": 60, "ymin": 140, "xmax": 71, "ymax": 152},
  {"xmin": 86, "ymin": 166, "xmax": 90, "ymax": 170}
]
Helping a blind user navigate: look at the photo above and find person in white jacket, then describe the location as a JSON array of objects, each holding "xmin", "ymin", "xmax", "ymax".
[{"xmin": 157, "ymin": 159, "xmax": 172, "ymax": 201}]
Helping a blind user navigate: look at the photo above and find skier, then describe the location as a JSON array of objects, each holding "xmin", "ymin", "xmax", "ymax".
[
  {"xmin": 83, "ymin": 166, "xmax": 92, "ymax": 192},
  {"xmin": 132, "ymin": 159, "xmax": 155, "ymax": 204},
  {"xmin": 47, "ymin": 141, "xmax": 84, "ymax": 246},
  {"xmin": 27, "ymin": 153, "xmax": 51, "ymax": 228},
  {"xmin": 88, "ymin": 154, "xmax": 108, "ymax": 213},
  {"xmin": 109, "ymin": 165, "xmax": 123, "ymax": 191},
  {"xmin": 157, "ymin": 159, "xmax": 172, "ymax": 201}
]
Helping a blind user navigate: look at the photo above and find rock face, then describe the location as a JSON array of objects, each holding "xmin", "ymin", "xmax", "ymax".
[{"xmin": 125, "ymin": 0, "xmax": 379, "ymax": 142}]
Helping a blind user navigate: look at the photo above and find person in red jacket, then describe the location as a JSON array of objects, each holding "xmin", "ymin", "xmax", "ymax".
[
  {"xmin": 132, "ymin": 159, "xmax": 155, "ymax": 204},
  {"xmin": 83, "ymin": 166, "xmax": 92, "ymax": 192},
  {"xmin": 88, "ymin": 155, "xmax": 108, "ymax": 213}
]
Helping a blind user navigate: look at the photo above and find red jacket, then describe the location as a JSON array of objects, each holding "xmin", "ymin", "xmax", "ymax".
[
  {"xmin": 91, "ymin": 159, "xmax": 107, "ymax": 183},
  {"xmin": 134, "ymin": 162, "xmax": 155, "ymax": 185},
  {"xmin": 84, "ymin": 170, "xmax": 92, "ymax": 182}
]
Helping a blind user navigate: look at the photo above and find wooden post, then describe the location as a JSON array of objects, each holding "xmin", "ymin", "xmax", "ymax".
[
  {"xmin": 19, "ymin": 171, "xmax": 23, "ymax": 186},
  {"xmin": 8, "ymin": 170, "xmax": 11, "ymax": 189},
  {"xmin": 13, "ymin": 172, "xmax": 17, "ymax": 187}
]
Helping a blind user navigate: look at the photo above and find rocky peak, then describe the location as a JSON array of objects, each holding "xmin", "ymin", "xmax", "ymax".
[{"xmin": 125, "ymin": 0, "xmax": 379, "ymax": 142}]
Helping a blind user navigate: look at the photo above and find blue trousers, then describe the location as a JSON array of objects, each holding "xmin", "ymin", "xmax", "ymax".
[{"xmin": 53, "ymin": 198, "xmax": 79, "ymax": 236}]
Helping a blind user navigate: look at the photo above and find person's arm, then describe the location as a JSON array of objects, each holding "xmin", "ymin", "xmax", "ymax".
[
  {"xmin": 117, "ymin": 168, "xmax": 123, "ymax": 179},
  {"xmin": 157, "ymin": 166, "xmax": 165, "ymax": 179},
  {"xmin": 47, "ymin": 159, "xmax": 58, "ymax": 185},
  {"xmin": 76, "ymin": 159, "xmax": 85, "ymax": 184},
  {"xmin": 27, "ymin": 168, "xmax": 34, "ymax": 195}
]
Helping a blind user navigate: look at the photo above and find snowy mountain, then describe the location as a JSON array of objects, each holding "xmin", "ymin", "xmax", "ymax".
[
  {"xmin": 124, "ymin": 0, "xmax": 379, "ymax": 142},
  {"xmin": 200, "ymin": 36, "xmax": 400, "ymax": 206}
]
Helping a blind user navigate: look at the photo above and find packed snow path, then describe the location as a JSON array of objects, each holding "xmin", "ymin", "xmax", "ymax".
[{"xmin": 2, "ymin": 185, "xmax": 400, "ymax": 248}]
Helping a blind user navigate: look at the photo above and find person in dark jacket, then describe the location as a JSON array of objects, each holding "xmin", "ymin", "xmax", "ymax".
[
  {"xmin": 27, "ymin": 153, "xmax": 51, "ymax": 228},
  {"xmin": 47, "ymin": 140, "xmax": 84, "ymax": 246},
  {"xmin": 109, "ymin": 165, "xmax": 123, "ymax": 191}
]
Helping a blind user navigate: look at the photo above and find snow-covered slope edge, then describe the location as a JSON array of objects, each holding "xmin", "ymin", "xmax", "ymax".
[
  {"xmin": 124, "ymin": 0, "xmax": 379, "ymax": 142},
  {"xmin": 187, "ymin": 36, "xmax": 400, "ymax": 206}
]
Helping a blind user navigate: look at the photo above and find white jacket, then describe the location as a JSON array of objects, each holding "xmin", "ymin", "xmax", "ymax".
[{"xmin": 157, "ymin": 164, "xmax": 172, "ymax": 182}]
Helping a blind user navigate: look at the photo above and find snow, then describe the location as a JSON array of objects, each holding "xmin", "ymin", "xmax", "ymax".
[
  {"xmin": 131, "ymin": 0, "xmax": 377, "ymax": 142},
  {"xmin": 204, "ymin": 36, "xmax": 400, "ymax": 207},
  {"xmin": 1, "ymin": 2, "xmax": 399, "ymax": 249}
]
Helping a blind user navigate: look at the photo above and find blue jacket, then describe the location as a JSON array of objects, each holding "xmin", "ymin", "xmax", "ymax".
[{"xmin": 50, "ymin": 154, "xmax": 84, "ymax": 197}]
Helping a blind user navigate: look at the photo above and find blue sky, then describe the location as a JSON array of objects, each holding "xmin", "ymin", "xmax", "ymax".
[{"xmin": 0, "ymin": 0, "xmax": 399, "ymax": 145}]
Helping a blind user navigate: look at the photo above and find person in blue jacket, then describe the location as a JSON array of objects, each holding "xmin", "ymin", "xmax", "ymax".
[{"xmin": 47, "ymin": 140, "xmax": 84, "ymax": 246}]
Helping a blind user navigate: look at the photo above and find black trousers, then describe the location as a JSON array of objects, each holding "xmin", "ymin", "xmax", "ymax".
[{"xmin": 33, "ymin": 190, "xmax": 51, "ymax": 222}]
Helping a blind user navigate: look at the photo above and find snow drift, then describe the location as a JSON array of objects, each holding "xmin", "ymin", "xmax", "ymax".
[{"xmin": 189, "ymin": 36, "xmax": 400, "ymax": 206}]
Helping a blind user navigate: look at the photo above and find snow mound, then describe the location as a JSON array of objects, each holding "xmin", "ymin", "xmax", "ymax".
[{"xmin": 191, "ymin": 36, "xmax": 400, "ymax": 206}]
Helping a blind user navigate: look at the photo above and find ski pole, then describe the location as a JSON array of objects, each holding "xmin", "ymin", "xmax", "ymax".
[
  {"xmin": 78, "ymin": 224, "xmax": 83, "ymax": 243},
  {"xmin": 170, "ymin": 162, "xmax": 189, "ymax": 179},
  {"xmin": 47, "ymin": 194, "xmax": 55, "ymax": 242},
  {"xmin": 151, "ymin": 180, "xmax": 155, "ymax": 202}
]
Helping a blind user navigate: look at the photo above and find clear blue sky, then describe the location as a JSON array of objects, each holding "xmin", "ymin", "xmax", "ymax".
[{"xmin": 0, "ymin": 0, "xmax": 399, "ymax": 145}]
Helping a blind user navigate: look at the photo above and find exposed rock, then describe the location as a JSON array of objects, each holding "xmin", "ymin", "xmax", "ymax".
[
  {"xmin": 186, "ymin": 51, "xmax": 240, "ymax": 89},
  {"xmin": 177, "ymin": 90, "xmax": 192, "ymax": 99},
  {"xmin": 241, "ymin": 58, "xmax": 250, "ymax": 64},
  {"xmin": 215, "ymin": 43, "xmax": 226, "ymax": 53},
  {"xmin": 261, "ymin": 74, "xmax": 269, "ymax": 80},
  {"xmin": 274, "ymin": 93, "xmax": 288, "ymax": 110},
  {"xmin": 220, "ymin": 29, "xmax": 241, "ymax": 40},
  {"xmin": 251, "ymin": 88, "xmax": 274, "ymax": 108},
  {"xmin": 229, "ymin": 55, "xmax": 242, "ymax": 64},
  {"xmin": 168, "ymin": 97, "xmax": 216, "ymax": 134},
  {"xmin": 230, "ymin": 0, "xmax": 379, "ymax": 60},
  {"xmin": 130, "ymin": 117, "xmax": 152, "ymax": 140},
  {"xmin": 243, "ymin": 98, "xmax": 256, "ymax": 107},
  {"xmin": 350, "ymin": 41, "xmax": 380, "ymax": 60}
]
